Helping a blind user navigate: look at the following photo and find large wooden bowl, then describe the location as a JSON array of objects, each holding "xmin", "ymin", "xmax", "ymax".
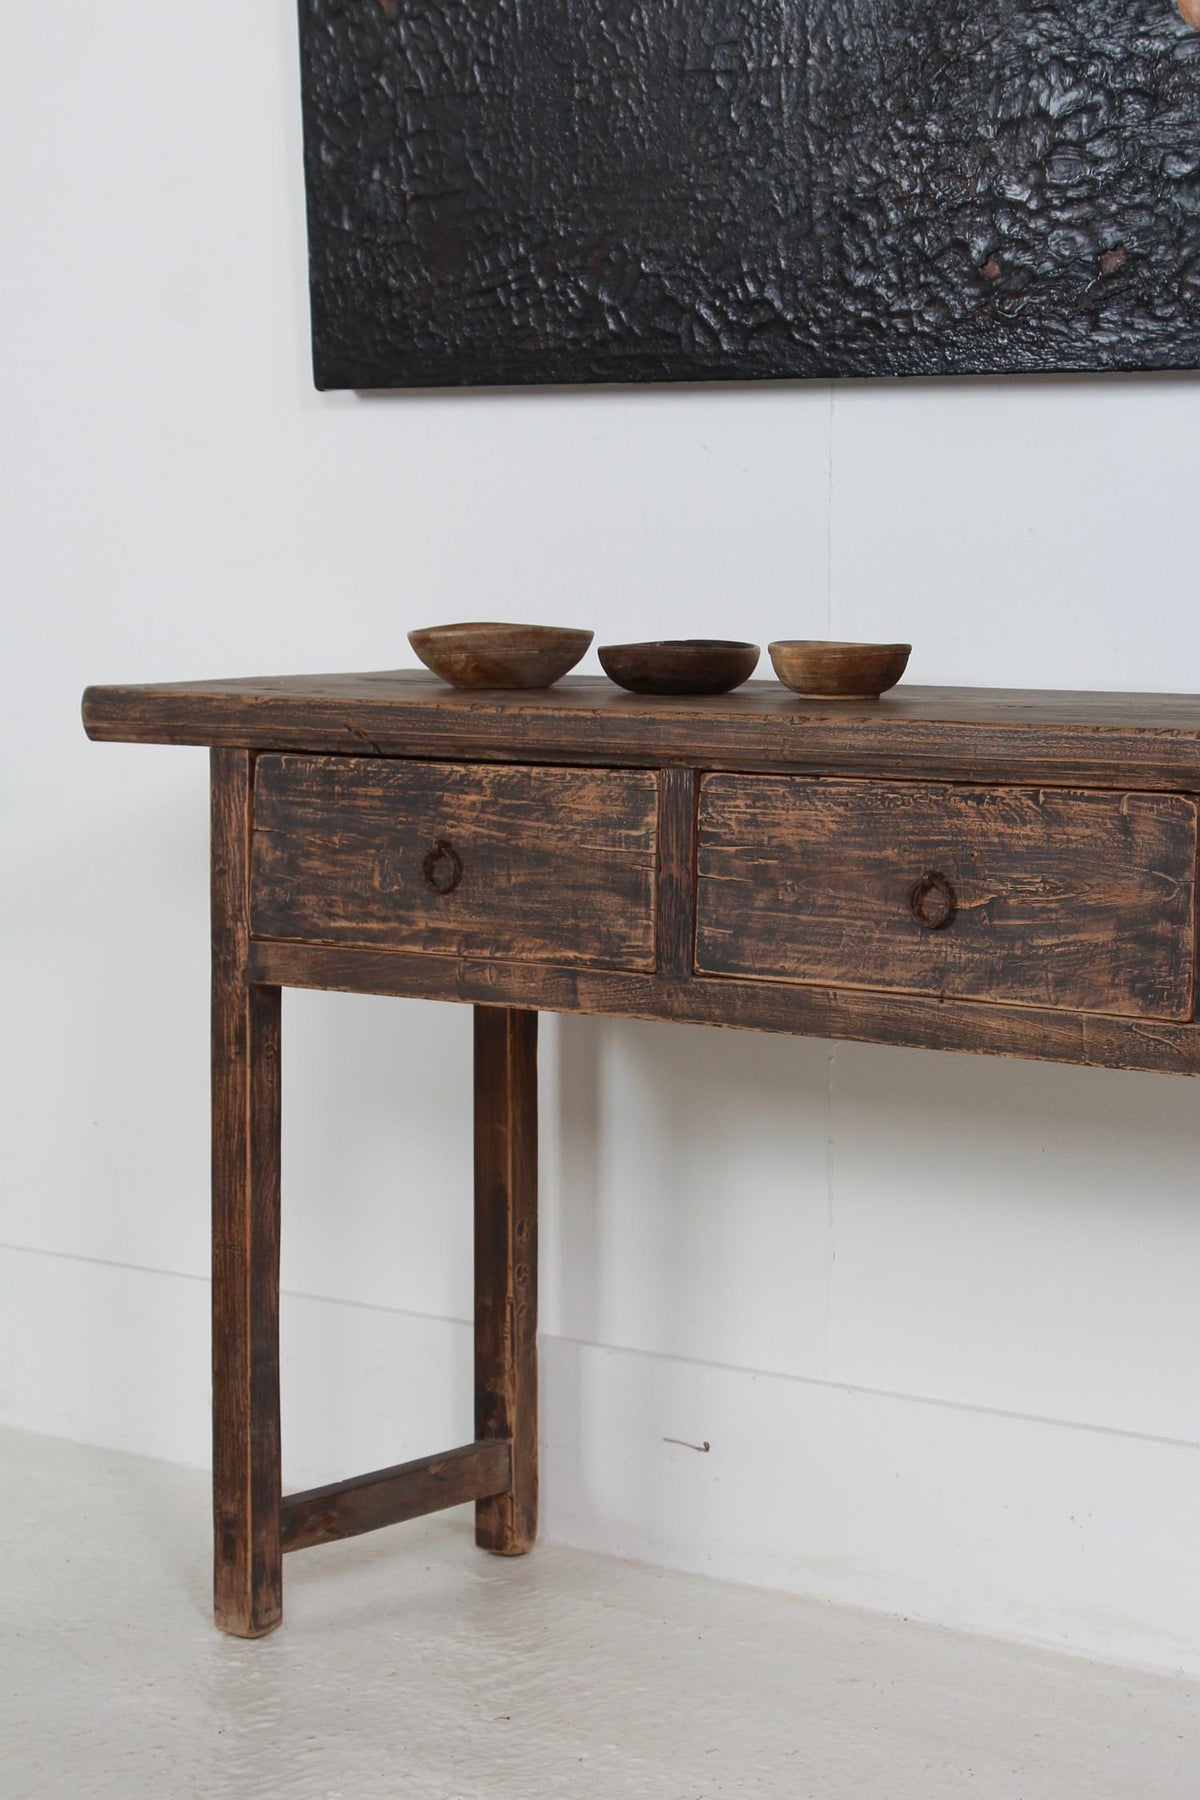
[
  {"xmin": 409, "ymin": 621, "xmax": 593, "ymax": 689},
  {"xmin": 769, "ymin": 639, "xmax": 911, "ymax": 700}
]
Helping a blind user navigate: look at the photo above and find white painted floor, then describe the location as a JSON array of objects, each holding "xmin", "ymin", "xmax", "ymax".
[{"xmin": 2, "ymin": 1430, "xmax": 1196, "ymax": 1799}]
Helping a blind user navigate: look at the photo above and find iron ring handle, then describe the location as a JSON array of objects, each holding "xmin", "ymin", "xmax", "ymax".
[
  {"xmin": 909, "ymin": 870, "xmax": 957, "ymax": 930},
  {"xmin": 423, "ymin": 838, "xmax": 464, "ymax": 896}
]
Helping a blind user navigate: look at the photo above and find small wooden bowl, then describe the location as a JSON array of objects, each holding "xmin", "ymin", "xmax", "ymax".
[
  {"xmin": 599, "ymin": 639, "xmax": 761, "ymax": 696},
  {"xmin": 408, "ymin": 621, "xmax": 593, "ymax": 690},
  {"xmin": 768, "ymin": 639, "xmax": 911, "ymax": 700}
]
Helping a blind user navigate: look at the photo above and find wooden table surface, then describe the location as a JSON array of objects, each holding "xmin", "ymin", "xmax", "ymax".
[{"xmin": 83, "ymin": 673, "xmax": 1200, "ymax": 788}]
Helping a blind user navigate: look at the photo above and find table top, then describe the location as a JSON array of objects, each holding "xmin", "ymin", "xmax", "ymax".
[{"xmin": 82, "ymin": 672, "xmax": 1200, "ymax": 788}]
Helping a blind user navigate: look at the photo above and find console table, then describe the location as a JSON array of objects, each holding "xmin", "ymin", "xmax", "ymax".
[{"xmin": 82, "ymin": 672, "xmax": 1200, "ymax": 1637}]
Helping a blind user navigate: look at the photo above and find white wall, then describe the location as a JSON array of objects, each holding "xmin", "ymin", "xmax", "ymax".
[{"xmin": 3, "ymin": 1, "xmax": 1200, "ymax": 1675}]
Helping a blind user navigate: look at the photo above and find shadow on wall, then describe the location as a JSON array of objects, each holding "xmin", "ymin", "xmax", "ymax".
[
  {"xmin": 548, "ymin": 1010, "xmax": 1200, "ymax": 1443},
  {"xmin": 266, "ymin": 985, "xmax": 1200, "ymax": 1486}
]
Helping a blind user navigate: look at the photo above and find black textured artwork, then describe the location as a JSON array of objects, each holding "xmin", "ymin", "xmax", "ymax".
[{"xmin": 298, "ymin": 0, "xmax": 1200, "ymax": 388}]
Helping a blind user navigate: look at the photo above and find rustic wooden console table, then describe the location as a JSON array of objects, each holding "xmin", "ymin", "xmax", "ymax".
[{"xmin": 83, "ymin": 672, "xmax": 1200, "ymax": 1637}]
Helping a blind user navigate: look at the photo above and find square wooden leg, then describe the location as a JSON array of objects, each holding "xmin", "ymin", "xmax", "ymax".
[
  {"xmin": 473, "ymin": 1006, "xmax": 538, "ymax": 1554},
  {"xmin": 211, "ymin": 750, "xmax": 283, "ymax": 1637}
]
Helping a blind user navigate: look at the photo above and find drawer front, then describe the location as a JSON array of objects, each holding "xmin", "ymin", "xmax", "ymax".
[
  {"xmin": 695, "ymin": 777, "xmax": 1197, "ymax": 1019},
  {"xmin": 251, "ymin": 756, "xmax": 659, "ymax": 971}
]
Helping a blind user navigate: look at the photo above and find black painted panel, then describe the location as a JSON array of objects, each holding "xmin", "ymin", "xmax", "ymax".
[{"xmin": 298, "ymin": 0, "xmax": 1200, "ymax": 389}]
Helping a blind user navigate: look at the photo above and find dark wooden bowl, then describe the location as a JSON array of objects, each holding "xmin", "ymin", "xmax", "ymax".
[
  {"xmin": 769, "ymin": 639, "xmax": 911, "ymax": 700},
  {"xmin": 599, "ymin": 639, "xmax": 761, "ymax": 696},
  {"xmin": 408, "ymin": 621, "xmax": 593, "ymax": 689}
]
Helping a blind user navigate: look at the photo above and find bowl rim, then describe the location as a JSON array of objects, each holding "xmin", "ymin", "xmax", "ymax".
[
  {"xmin": 600, "ymin": 638, "xmax": 761, "ymax": 657},
  {"xmin": 768, "ymin": 638, "xmax": 911, "ymax": 656},
  {"xmin": 409, "ymin": 621, "xmax": 594, "ymax": 643}
]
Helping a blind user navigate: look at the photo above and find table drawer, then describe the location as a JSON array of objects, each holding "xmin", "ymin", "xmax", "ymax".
[
  {"xmin": 251, "ymin": 755, "xmax": 659, "ymax": 971},
  {"xmin": 695, "ymin": 777, "xmax": 1197, "ymax": 1019}
]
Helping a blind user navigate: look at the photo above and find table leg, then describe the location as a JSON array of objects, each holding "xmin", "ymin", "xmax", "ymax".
[
  {"xmin": 474, "ymin": 1006, "xmax": 539, "ymax": 1554},
  {"xmin": 210, "ymin": 749, "xmax": 283, "ymax": 1637}
]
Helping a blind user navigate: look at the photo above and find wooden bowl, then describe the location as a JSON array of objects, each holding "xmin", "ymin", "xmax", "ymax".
[
  {"xmin": 408, "ymin": 621, "xmax": 593, "ymax": 689},
  {"xmin": 599, "ymin": 639, "xmax": 761, "ymax": 696},
  {"xmin": 768, "ymin": 639, "xmax": 911, "ymax": 700}
]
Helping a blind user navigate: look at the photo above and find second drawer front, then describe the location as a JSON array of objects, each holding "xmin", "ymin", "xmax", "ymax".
[
  {"xmin": 695, "ymin": 777, "xmax": 1197, "ymax": 1020},
  {"xmin": 251, "ymin": 756, "xmax": 659, "ymax": 971}
]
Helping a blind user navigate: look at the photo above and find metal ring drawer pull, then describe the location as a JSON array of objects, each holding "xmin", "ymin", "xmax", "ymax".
[
  {"xmin": 423, "ymin": 838, "xmax": 464, "ymax": 895},
  {"xmin": 909, "ymin": 870, "xmax": 957, "ymax": 930}
]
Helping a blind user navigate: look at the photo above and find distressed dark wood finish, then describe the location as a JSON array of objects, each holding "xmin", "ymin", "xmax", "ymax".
[
  {"xmin": 82, "ymin": 675, "xmax": 1200, "ymax": 792},
  {"xmin": 656, "ymin": 767, "xmax": 699, "ymax": 980},
  {"xmin": 86, "ymin": 670, "xmax": 1200, "ymax": 1636},
  {"xmin": 249, "ymin": 941, "xmax": 1200, "ymax": 1079},
  {"xmin": 281, "ymin": 1441, "xmax": 512, "ymax": 1553},
  {"xmin": 210, "ymin": 749, "xmax": 283, "ymax": 1639},
  {"xmin": 251, "ymin": 755, "xmax": 658, "ymax": 971},
  {"xmin": 696, "ymin": 778, "xmax": 1198, "ymax": 1020},
  {"xmin": 474, "ymin": 1008, "xmax": 539, "ymax": 1555}
]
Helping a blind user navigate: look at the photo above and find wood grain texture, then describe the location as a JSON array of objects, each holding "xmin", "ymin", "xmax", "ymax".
[
  {"xmin": 474, "ymin": 1008, "xmax": 538, "ymax": 1555},
  {"xmin": 696, "ymin": 777, "xmax": 1197, "ymax": 1020},
  {"xmin": 768, "ymin": 639, "xmax": 910, "ymax": 699},
  {"xmin": 408, "ymin": 622, "xmax": 592, "ymax": 689},
  {"xmin": 210, "ymin": 750, "xmax": 283, "ymax": 1638},
  {"xmin": 656, "ymin": 767, "xmax": 699, "ymax": 979},
  {"xmin": 281, "ymin": 1442, "xmax": 511, "ymax": 1553},
  {"xmin": 248, "ymin": 941, "xmax": 1200, "ymax": 1079},
  {"xmin": 598, "ymin": 640, "xmax": 761, "ymax": 696},
  {"xmin": 250, "ymin": 755, "xmax": 658, "ymax": 971},
  {"xmin": 82, "ymin": 674, "xmax": 1200, "ymax": 792}
]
